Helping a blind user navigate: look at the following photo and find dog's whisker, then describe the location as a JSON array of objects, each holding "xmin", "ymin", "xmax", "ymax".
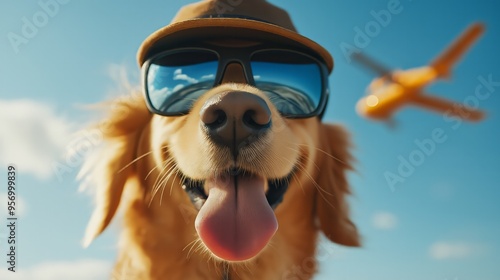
[
  {"xmin": 150, "ymin": 158, "xmax": 172, "ymax": 194},
  {"xmin": 144, "ymin": 145, "xmax": 172, "ymax": 180},
  {"xmin": 277, "ymin": 155, "xmax": 308, "ymax": 194},
  {"xmin": 148, "ymin": 160, "xmax": 176, "ymax": 207},
  {"xmin": 187, "ymin": 240, "xmax": 201, "ymax": 260},
  {"xmin": 190, "ymin": 238, "xmax": 211, "ymax": 263},
  {"xmin": 149, "ymin": 157, "xmax": 174, "ymax": 183},
  {"xmin": 159, "ymin": 185, "xmax": 167, "ymax": 206},
  {"xmin": 155, "ymin": 160, "xmax": 177, "ymax": 191},
  {"xmin": 149, "ymin": 172, "xmax": 165, "ymax": 205},
  {"xmin": 238, "ymin": 257, "xmax": 253, "ymax": 274},
  {"xmin": 210, "ymin": 255, "xmax": 221, "ymax": 278},
  {"xmin": 291, "ymin": 172, "xmax": 304, "ymax": 193},
  {"xmin": 157, "ymin": 166, "xmax": 175, "ymax": 195},
  {"xmin": 183, "ymin": 237, "xmax": 201, "ymax": 260},
  {"xmin": 160, "ymin": 168, "xmax": 180, "ymax": 203},
  {"xmin": 157, "ymin": 164, "xmax": 179, "ymax": 206},
  {"xmin": 285, "ymin": 146, "xmax": 322, "ymax": 173},
  {"xmin": 222, "ymin": 262, "xmax": 231, "ymax": 280},
  {"xmin": 296, "ymin": 143, "xmax": 349, "ymax": 166},
  {"xmin": 144, "ymin": 165, "xmax": 159, "ymax": 181},
  {"xmin": 291, "ymin": 157, "xmax": 336, "ymax": 199},
  {"xmin": 231, "ymin": 263, "xmax": 243, "ymax": 279},
  {"xmin": 149, "ymin": 161, "xmax": 170, "ymax": 196},
  {"xmin": 315, "ymin": 147, "xmax": 349, "ymax": 166},
  {"xmin": 286, "ymin": 147, "xmax": 343, "ymax": 210},
  {"xmin": 294, "ymin": 163, "xmax": 339, "ymax": 211},
  {"xmin": 118, "ymin": 150, "xmax": 154, "ymax": 173},
  {"xmin": 170, "ymin": 169, "xmax": 184, "ymax": 196},
  {"xmin": 301, "ymin": 170, "xmax": 339, "ymax": 211},
  {"xmin": 166, "ymin": 169, "xmax": 184, "ymax": 199},
  {"xmin": 195, "ymin": 239, "xmax": 209, "ymax": 256}
]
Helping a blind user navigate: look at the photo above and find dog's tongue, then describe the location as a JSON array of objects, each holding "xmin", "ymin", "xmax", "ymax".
[{"xmin": 195, "ymin": 174, "xmax": 277, "ymax": 261}]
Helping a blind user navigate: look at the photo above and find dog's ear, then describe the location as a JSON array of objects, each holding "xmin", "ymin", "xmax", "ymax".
[
  {"xmin": 79, "ymin": 93, "xmax": 151, "ymax": 247},
  {"xmin": 315, "ymin": 123, "xmax": 360, "ymax": 247}
]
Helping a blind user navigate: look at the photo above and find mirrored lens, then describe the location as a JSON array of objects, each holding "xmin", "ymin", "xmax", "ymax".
[
  {"xmin": 251, "ymin": 50, "xmax": 322, "ymax": 116},
  {"xmin": 146, "ymin": 50, "xmax": 219, "ymax": 114}
]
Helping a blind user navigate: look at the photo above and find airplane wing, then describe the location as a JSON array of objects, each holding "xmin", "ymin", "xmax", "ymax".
[
  {"xmin": 351, "ymin": 52, "xmax": 394, "ymax": 79},
  {"xmin": 410, "ymin": 93, "xmax": 485, "ymax": 122},
  {"xmin": 430, "ymin": 22, "xmax": 485, "ymax": 79}
]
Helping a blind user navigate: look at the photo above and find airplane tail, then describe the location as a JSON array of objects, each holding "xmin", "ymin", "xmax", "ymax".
[{"xmin": 410, "ymin": 94, "xmax": 485, "ymax": 122}]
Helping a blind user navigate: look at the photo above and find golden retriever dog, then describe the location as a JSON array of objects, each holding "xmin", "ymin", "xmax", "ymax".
[{"xmin": 80, "ymin": 1, "xmax": 359, "ymax": 279}]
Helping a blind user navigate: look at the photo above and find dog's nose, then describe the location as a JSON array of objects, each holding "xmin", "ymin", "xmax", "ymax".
[{"xmin": 200, "ymin": 91, "xmax": 271, "ymax": 150}]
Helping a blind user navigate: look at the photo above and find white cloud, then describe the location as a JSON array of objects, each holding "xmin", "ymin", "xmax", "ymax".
[
  {"xmin": 149, "ymin": 86, "xmax": 171, "ymax": 106},
  {"xmin": 0, "ymin": 259, "xmax": 112, "ymax": 280},
  {"xmin": 371, "ymin": 211, "xmax": 398, "ymax": 230},
  {"xmin": 147, "ymin": 64, "xmax": 161, "ymax": 89},
  {"xmin": 0, "ymin": 99, "xmax": 73, "ymax": 180},
  {"xmin": 201, "ymin": 74, "xmax": 215, "ymax": 80},
  {"xmin": 429, "ymin": 241, "xmax": 483, "ymax": 260},
  {"xmin": 172, "ymin": 84, "xmax": 185, "ymax": 92},
  {"xmin": 173, "ymin": 68, "xmax": 198, "ymax": 84}
]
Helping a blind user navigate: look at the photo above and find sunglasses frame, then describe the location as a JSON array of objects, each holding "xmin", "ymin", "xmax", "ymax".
[{"xmin": 142, "ymin": 42, "xmax": 330, "ymax": 119}]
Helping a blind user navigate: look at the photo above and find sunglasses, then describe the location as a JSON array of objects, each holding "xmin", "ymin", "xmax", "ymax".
[{"xmin": 142, "ymin": 42, "xmax": 330, "ymax": 118}]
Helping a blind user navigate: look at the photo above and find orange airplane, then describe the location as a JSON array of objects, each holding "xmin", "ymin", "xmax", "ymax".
[{"xmin": 353, "ymin": 22, "xmax": 486, "ymax": 123}]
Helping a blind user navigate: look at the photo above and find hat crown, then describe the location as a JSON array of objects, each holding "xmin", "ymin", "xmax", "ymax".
[
  {"xmin": 137, "ymin": 0, "xmax": 334, "ymax": 72},
  {"xmin": 172, "ymin": 0, "xmax": 297, "ymax": 31}
]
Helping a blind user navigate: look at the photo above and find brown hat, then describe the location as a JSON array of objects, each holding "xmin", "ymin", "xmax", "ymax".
[{"xmin": 136, "ymin": 0, "xmax": 334, "ymax": 72}]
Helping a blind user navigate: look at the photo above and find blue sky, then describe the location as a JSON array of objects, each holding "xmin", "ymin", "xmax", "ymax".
[{"xmin": 1, "ymin": 0, "xmax": 499, "ymax": 279}]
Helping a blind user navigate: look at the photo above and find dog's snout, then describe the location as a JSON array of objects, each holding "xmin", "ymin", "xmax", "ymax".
[{"xmin": 200, "ymin": 91, "xmax": 271, "ymax": 149}]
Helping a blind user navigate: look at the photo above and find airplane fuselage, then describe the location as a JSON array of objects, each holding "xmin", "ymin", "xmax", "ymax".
[{"xmin": 357, "ymin": 66, "xmax": 439, "ymax": 120}]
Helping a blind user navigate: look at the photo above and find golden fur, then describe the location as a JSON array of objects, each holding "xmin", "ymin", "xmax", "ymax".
[{"xmin": 80, "ymin": 83, "xmax": 359, "ymax": 280}]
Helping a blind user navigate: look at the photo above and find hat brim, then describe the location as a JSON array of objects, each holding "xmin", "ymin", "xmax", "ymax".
[{"xmin": 137, "ymin": 18, "xmax": 334, "ymax": 72}]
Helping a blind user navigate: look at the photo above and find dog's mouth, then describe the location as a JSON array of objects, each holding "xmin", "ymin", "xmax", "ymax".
[
  {"xmin": 181, "ymin": 169, "xmax": 292, "ymax": 262},
  {"xmin": 182, "ymin": 170, "xmax": 290, "ymax": 211}
]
